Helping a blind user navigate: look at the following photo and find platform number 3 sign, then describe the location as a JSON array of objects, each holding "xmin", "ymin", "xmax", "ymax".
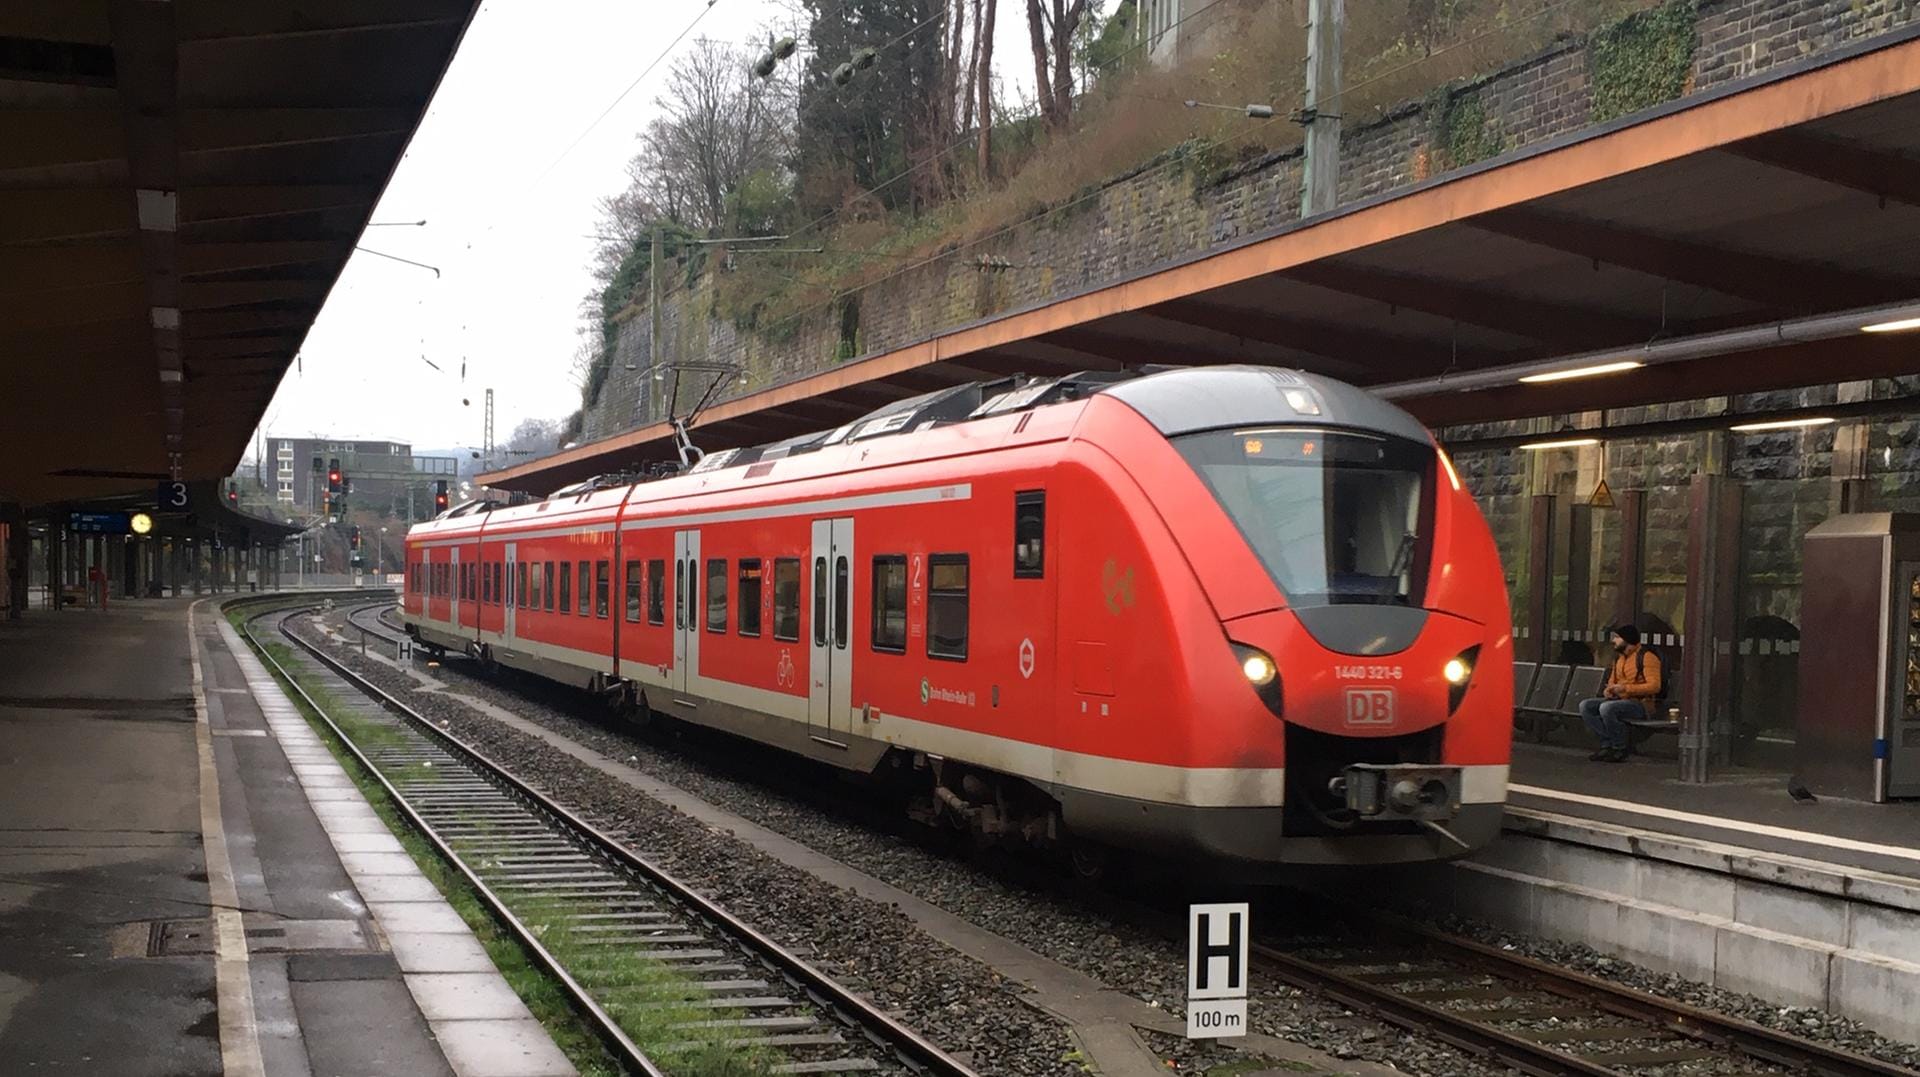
[
  {"xmin": 157, "ymin": 481, "xmax": 190, "ymax": 511},
  {"xmin": 1187, "ymin": 902, "xmax": 1249, "ymax": 1038}
]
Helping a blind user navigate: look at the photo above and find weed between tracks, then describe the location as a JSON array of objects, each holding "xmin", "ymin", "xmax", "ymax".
[{"xmin": 237, "ymin": 608, "xmax": 776, "ymax": 1076}]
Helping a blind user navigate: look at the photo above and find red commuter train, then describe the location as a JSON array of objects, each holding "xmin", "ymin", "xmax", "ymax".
[{"xmin": 404, "ymin": 366, "xmax": 1513, "ymax": 873}]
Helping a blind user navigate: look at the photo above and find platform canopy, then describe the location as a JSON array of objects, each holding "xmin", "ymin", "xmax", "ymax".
[
  {"xmin": 484, "ymin": 28, "xmax": 1920, "ymax": 496},
  {"xmin": 0, "ymin": 0, "xmax": 479, "ymax": 509}
]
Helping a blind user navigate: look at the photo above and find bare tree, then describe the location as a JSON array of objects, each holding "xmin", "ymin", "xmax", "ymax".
[
  {"xmin": 1026, "ymin": 0, "xmax": 1089, "ymax": 130},
  {"xmin": 626, "ymin": 39, "xmax": 793, "ymax": 234},
  {"xmin": 976, "ymin": 0, "xmax": 997, "ymax": 177},
  {"xmin": 504, "ymin": 416, "xmax": 564, "ymax": 455}
]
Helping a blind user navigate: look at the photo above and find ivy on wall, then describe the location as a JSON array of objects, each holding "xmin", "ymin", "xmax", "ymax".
[
  {"xmin": 1588, "ymin": 0, "xmax": 1698, "ymax": 123},
  {"xmin": 1425, "ymin": 86, "xmax": 1505, "ymax": 169}
]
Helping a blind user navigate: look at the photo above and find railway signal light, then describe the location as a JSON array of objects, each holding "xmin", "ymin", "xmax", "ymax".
[
  {"xmin": 350, "ymin": 526, "xmax": 361, "ymax": 550},
  {"xmin": 434, "ymin": 480, "xmax": 449, "ymax": 511},
  {"xmin": 327, "ymin": 458, "xmax": 342, "ymax": 493},
  {"xmin": 227, "ymin": 482, "xmax": 238, "ymax": 506}
]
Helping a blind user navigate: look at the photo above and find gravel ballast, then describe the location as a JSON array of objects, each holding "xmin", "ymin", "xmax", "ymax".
[{"xmin": 311, "ymin": 607, "xmax": 1920, "ymax": 1074}]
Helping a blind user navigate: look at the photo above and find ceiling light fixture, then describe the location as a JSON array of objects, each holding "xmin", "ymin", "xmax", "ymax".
[
  {"xmin": 1518, "ymin": 437, "xmax": 1600, "ymax": 450},
  {"xmin": 1517, "ymin": 360, "xmax": 1643, "ymax": 384},
  {"xmin": 1729, "ymin": 416, "xmax": 1837, "ymax": 432},
  {"xmin": 1861, "ymin": 317, "xmax": 1920, "ymax": 334}
]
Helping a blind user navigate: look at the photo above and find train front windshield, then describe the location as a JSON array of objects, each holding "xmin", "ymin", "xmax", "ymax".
[{"xmin": 1175, "ymin": 427, "xmax": 1433, "ymax": 607}]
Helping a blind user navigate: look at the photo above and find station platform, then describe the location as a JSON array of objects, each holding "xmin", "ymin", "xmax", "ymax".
[
  {"xmin": 1508, "ymin": 740, "xmax": 1920, "ymax": 882},
  {"xmin": 0, "ymin": 598, "xmax": 572, "ymax": 1076}
]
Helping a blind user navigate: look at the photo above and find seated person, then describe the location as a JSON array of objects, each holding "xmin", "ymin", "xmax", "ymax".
[{"xmin": 1578, "ymin": 624, "xmax": 1662, "ymax": 763}]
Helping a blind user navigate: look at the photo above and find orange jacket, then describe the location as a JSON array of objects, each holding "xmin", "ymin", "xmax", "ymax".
[{"xmin": 1605, "ymin": 645, "xmax": 1662, "ymax": 718}]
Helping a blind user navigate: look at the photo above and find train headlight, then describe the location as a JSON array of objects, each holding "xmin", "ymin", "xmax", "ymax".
[
  {"xmin": 1230, "ymin": 642, "xmax": 1284, "ymax": 718},
  {"xmin": 1446, "ymin": 645, "xmax": 1483, "ymax": 714}
]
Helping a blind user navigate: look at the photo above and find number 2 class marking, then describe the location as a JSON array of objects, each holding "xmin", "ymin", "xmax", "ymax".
[{"xmin": 912, "ymin": 555, "xmax": 923, "ymax": 588}]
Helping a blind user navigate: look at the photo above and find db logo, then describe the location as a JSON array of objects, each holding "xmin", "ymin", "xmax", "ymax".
[{"xmin": 1344, "ymin": 688, "xmax": 1395, "ymax": 727}]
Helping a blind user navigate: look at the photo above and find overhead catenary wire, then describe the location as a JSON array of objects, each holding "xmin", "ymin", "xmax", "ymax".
[{"xmin": 528, "ymin": 0, "xmax": 728, "ymax": 188}]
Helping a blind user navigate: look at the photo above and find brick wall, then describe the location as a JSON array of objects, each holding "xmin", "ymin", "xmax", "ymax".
[{"xmin": 581, "ymin": 0, "xmax": 1919, "ymax": 443}]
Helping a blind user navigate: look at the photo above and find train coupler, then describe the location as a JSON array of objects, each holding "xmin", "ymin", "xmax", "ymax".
[{"xmin": 1329, "ymin": 764, "xmax": 1462, "ymax": 821}]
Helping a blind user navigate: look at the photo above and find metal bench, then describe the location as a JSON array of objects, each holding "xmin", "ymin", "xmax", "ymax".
[
  {"xmin": 1515, "ymin": 664, "xmax": 1571, "ymax": 740},
  {"xmin": 1513, "ymin": 661, "xmax": 1540, "ymax": 710},
  {"xmin": 1516, "ymin": 664, "xmax": 1608, "ymax": 742}
]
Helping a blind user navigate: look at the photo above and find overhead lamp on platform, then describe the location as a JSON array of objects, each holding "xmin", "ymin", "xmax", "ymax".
[
  {"xmin": 1730, "ymin": 416, "xmax": 1836, "ymax": 432},
  {"xmin": 1518, "ymin": 437, "xmax": 1600, "ymax": 451},
  {"xmin": 1516, "ymin": 360, "xmax": 1642, "ymax": 384},
  {"xmin": 1861, "ymin": 316, "xmax": 1920, "ymax": 334}
]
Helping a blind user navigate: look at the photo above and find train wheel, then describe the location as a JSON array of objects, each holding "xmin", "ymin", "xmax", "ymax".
[
  {"xmin": 478, "ymin": 645, "xmax": 498, "ymax": 675},
  {"xmin": 1068, "ymin": 839, "xmax": 1110, "ymax": 883}
]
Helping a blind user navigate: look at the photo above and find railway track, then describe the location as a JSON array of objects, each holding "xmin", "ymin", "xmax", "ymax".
[
  {"xmin": 1258, "ymin": 913, "xmax": 1914, "ymax": 1077},
  {"xmin": 244, "ymin": 600, "xmax": 976, "ymax": 1077},
  {"xmin": 334, "ymin": 597, "xmax": 1914, "ymax": 1077}
]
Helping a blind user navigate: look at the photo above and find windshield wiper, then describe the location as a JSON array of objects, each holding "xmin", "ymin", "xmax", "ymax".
[{"xmin": 1387, "ymin": 531, "xmax": 1419, "ymax": 579}]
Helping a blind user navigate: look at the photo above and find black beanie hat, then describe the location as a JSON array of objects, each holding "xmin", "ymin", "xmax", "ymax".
[{"xmin": 1613, "ymin": 624, "xmax": 1641, "ymax": 645}]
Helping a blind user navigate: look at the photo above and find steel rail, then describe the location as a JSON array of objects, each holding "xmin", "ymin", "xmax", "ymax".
[
  {"xmin": 1257, "ymin": 916, "xmax": 1916, "ymax": 1077},
  {"xmin": 264, "ymin": 599, "xmax": 978, "ymax": 1077},
  {"xmin": 237, "ymin": 603, "xmax": 669, "ymax": 1076},
  {"xmin": 1402, "ymin": 922, "xmax": 1916, "ymax": 1077},
  {"xmin": 341, "ymin": 595, "xmax": 1912, "ymax": 1077},
  {"xmin": 1254, "ymin": 943, "xmax": 1626, "ymax": 1077}
]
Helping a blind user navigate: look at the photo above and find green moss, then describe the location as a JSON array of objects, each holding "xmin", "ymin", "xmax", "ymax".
[
  {"xmin": 1589, "ymin": 0, "xmax": 1697, "ymax": 123},
  {"xmin": 1425, "ymin": 85, "xmax": 1504, "ymax": 169},
  {"xmin": 1172, "ymin": 138, "xmax": 1237, "ymax": 196}
]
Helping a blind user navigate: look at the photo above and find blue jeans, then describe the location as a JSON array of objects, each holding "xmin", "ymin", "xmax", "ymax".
[{"xmin": 1579, "ymin": 698, "xmax": 1643, "ymax": 751}]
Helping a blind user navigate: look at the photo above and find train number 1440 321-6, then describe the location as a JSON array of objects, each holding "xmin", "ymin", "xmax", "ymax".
[{"xmin": 1333, "ymin": 664, "xmax": 1403, "ymax": 680}]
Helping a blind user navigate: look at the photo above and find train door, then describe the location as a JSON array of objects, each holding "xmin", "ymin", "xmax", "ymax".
[
  {"xmin": 503, "ymin": 543, "xmax": 517, "ymax": 643},
  {"xmin": 808, "ymin": 517, "xmax": 854, "ymax": 744},
  {"xmin": 450, "ymin": 547, "xmax": 462, "ymax": 631},
  {"xmin": 672, "ymin": 529, "xmax": 701, "ymax": 694}
]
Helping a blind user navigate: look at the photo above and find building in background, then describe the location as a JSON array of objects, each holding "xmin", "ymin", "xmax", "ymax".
[{"xmin": 266, "ymin": 436, "xmax": 458, "ymax": 521}]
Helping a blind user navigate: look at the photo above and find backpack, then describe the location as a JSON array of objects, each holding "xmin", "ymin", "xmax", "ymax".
[{"xmin": 1634, "ymin": 645, "xmax": 1672, "ymax": 705}]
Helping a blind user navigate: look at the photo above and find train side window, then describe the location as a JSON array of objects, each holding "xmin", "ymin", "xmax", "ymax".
[
  {"xmin": 675, "ymin": 560, "xmax": 685, "ymax": 629},
  {"xmin": 1014, "ymin": 491, "xmax": 1045, "ymax": 578},
  {"xmin": 625, "ymin": 560, "xmax": 643, "ymax": 622},
  {"xmin": 577, "ymin": 560, "xmax": 589, "ymax": 616},
  {"xmin": 812, "ymin": 558, "xmax": 826, "ymax": 646},
  {"xmin": 477, "ymin": 562, "xmax": 487, "ymax": 603},
  {"xmin": 705, "ymin": 558, "xmax": 727, "ymax": 633},
  {"xmin": 772, "ymin": 558, "xmax": 800, "ymax": 641},
  {"xmin": 927, "ymin": 554, "xmax": 969, "ymax": 661},
  {"xmin": 833, "ymin": 555, "xmax": 849, "ymax": 650},
  {"xmin": 595, "ymin": 560, "xmax": 610, "ymax": 618},
  {"xmin": 532, "ymin": 561, "xmax": 544, "ymax": 611},
  {"xmin": 870, "ymin": 555, "xmax": 907, "ymax": 653},
  {"xmin": 557, "ymin": 560, "xmax": 569, "ymax": 613},
  {"xmin": 647, "ymin": 559, "xmax": 665, "ymax": 624},
  {"xmin": 517, "ymin": 560, "xmax": 528, "ymax": 608},
  {"xmin": 544, "ymin": 561, "xmax": 556, "ymax": 612},
  {"xmin": 493, "ymin": 563, "xmax": 502, "ymax": 606},
  {"xmin": 738, "ymin": 559, "xmax": 762, "ymax": 637}
]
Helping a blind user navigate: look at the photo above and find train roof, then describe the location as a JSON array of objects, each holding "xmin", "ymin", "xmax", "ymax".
[
  {"xmin": 435, "ymin": 365, "xmax": 1432, "ymax": 532},
  {"xmin": 1103, "ymin": 366, "xmax": 1430, "ymax": 444}
]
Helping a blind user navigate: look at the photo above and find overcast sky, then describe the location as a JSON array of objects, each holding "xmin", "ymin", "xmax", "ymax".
[{"xmin": 254, "ymin": 0, "xmax": 1044, "ymax": 456}]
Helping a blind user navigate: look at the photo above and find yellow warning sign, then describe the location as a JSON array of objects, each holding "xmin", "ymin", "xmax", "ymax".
[{"xmin": 1590, "ymin": 479, "xmax": 1615, "ymax": 508}]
